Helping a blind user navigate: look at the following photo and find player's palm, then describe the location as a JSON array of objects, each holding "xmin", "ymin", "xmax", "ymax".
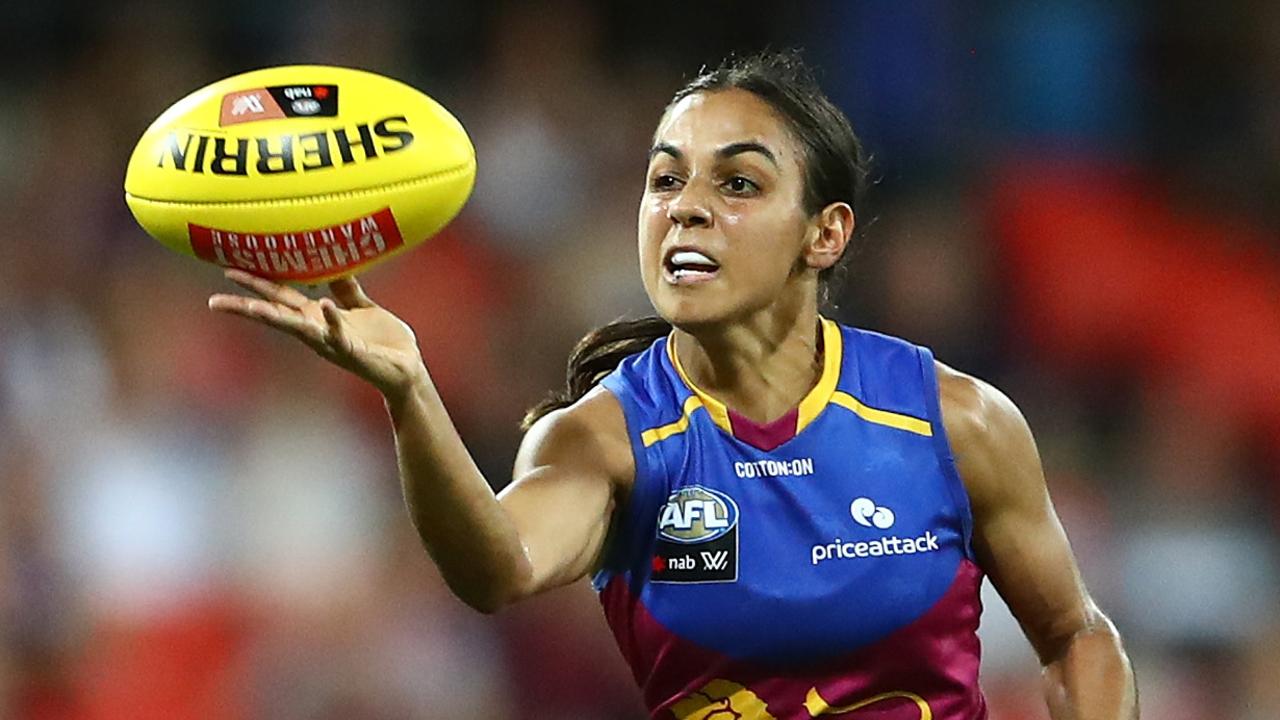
[{"xmin": 209, "ymin": 269, "xmax": 425, "ymax": 397}]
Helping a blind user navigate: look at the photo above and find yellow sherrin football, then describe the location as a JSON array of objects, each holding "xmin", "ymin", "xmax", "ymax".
[{"xmin": 124, "ymin": 65, "xmax": 476, "ymax": 283}]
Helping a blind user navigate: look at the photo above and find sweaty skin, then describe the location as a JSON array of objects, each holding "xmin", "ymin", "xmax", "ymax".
[
  {"xmin": 209, "ymin": 87, "xmax": 1136, "ymax": 719},
  {"xmin": 641, "ymin": 90, "xmax": 852, "ymax": 426},
  {"xmin": 938, "ymin": 364, "xmax": 1137, "ymax": 720}
]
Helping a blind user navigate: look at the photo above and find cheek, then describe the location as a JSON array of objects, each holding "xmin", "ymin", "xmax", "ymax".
[
  {"xmin": 639, "ymin": 195, "xmax": 667, "ymax": 230},
  {"xmin": 722, "ymin": 210, "xmax": 803, "ymax": 278},
  {"xmin": 637, "ymin": 197, "xmax": 666, "ymax": 261}
]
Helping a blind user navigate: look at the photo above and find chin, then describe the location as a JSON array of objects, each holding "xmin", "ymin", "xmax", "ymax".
[{"xmin": 653, "ymin": 291, "xmax": 738, "ymax": 333}]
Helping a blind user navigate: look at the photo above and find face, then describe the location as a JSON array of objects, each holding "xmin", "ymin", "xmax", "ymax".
[{"xmin": 638, "ymin": 88, "xmax": 849, "ymax": 330}]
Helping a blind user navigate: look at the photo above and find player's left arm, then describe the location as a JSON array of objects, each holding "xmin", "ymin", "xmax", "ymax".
[{"xmin": 937, "ymin": 362, "xmax": 1138, "ymax": 720}]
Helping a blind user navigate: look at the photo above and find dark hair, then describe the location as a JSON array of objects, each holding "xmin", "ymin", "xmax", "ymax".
[{"xmin": 522, "ymin": 49, "xmax": 869, "ymax": 430}]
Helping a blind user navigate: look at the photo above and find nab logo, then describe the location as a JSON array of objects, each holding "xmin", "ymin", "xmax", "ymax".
[
  {"xmin": 849, "ymin": 497, "xmax": 894, "ymax": 529},
  {"xmin": 658, "ymin": 486, "xmax": 739, "ymax": 544}
]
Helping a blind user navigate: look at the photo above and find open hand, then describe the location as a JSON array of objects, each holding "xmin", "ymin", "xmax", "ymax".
[{"xmin": 209, "ymin": 269, "xmax": 426, "ymax": 399}]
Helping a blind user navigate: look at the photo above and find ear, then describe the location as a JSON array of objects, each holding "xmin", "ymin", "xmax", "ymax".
[{"xmin": 803, "ymin": 202, "xmax": 855, "ymax": 271}]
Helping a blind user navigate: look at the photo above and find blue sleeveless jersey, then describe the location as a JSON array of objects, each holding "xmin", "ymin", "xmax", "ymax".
[{"xmin": 595, "ymin": 319, "xmax": 987, "ymax": 720}]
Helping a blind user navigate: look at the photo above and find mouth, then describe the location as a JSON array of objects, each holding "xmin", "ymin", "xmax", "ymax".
[{"xmin": 663, "ymin": 248, "xmax": 721, "ymax": 285}]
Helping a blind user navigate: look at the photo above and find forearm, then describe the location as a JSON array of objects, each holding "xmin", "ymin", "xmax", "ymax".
[
  {"xmin": 384, "ymin": 367, "xmax": 532, "ymax": 613},
  {"xmin": 1042, "ymin": 619, "xmax": 1138, "ymax": 720}
]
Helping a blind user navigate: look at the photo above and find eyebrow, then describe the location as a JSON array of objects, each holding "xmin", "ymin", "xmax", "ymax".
[{"xmin": 648, "ymin": 141, "xmax": 779, "ymax": 167}]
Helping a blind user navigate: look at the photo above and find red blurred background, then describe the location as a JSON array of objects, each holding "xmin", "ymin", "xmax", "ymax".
[{"xmin": 1, "ymin": 1, "xmax": 1278, "ymax": 718}]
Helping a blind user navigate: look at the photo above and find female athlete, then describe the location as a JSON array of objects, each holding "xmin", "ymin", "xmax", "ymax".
[{"xmin": 209, "ymin": 51, "xmax": 1137, "ymax": 719}]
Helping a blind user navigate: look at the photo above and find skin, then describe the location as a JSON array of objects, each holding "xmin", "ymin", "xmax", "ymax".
[
  {"xmin": 209, "ymin": 87, "xmax": 1136, "ymax": 719},
  {"xmin": 641, "ymin": 90, "xmax": 852, "ymax": 424}
]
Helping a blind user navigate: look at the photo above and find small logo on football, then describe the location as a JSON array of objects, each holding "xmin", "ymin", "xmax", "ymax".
[
  {"xmin": 232, "ymin": 93, "xmax": 266, "ymax": 116},
  {"xmin": 269, "ymin": 84, "xmax": 339, "ymax": 118},
  {"xmin": 219, "ymin": 88, "xmax": 286, "ymax": 126},
  {"xmin": 291, "ymin": 98, "xmax": 322, "ymax": 115}
]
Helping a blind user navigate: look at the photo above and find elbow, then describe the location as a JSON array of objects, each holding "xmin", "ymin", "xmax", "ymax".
[
  {"xmin": 1039, "ymin": 608, "xmax": 1130, "ymax": 671},
  {"xmin": 415, "ymin": 535, "xmax": 538, "ymax": 614},
  {"xmin": 1039, "ymin": 611, "xmax": 1138, "ymax": 718},
  {"xmin": 462, "ymin": 598, "xmax": 504, "ymax": 616},
  {"xmin": 448, "ymin": 566, "xmax": 535, "ymax": 615},
  {"xmin": 461, "ymin": 588, "xmax": 519, "ymax": 615}
]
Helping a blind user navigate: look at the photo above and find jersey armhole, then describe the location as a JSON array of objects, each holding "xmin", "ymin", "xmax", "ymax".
[
  {"xmin": 593, "ymin": 374, "xmax": 661, "ymax": 591},
  {"xmin": 918, "ymin": 346, "xmax": 978, "ymax": 563}
]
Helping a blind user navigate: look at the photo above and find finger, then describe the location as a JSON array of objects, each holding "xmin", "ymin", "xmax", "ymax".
[
  {"xmin": 319, "ymin": 297, "xmax": 355, "ymax": 355},
  {"xmin": 328, "ymin": 275, "xmax": 377, "ymax": 310},
  {"xmin": 225, "ymin": 269, "xmax": 312, "ymax": 310},
  {"xmin": 209, "ymin": 293, "xmax": 323, "ymax": 344}
]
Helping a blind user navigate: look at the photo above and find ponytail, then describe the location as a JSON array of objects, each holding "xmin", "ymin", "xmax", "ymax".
[{"xmin": 521, "ymin": 316, "xmax": 671, "ymax": 430}]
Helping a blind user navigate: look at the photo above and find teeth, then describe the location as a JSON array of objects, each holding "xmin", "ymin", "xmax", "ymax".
[{"xmin": 670, "ymin": 250, "xmax": 718, "ymax": 268}]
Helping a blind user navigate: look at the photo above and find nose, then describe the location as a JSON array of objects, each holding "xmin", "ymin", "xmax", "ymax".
[{"xmin": 667, "ymin": 183, "xmax": 713, "ymax": 229}]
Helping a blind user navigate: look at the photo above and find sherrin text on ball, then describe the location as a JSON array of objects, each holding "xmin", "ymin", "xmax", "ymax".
[{"xmin": 124, "ymin": 65, "xmax": 476, "ymax": 282}]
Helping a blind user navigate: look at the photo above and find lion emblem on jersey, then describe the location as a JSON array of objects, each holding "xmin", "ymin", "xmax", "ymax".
[{"xmin": 671, "ymin": 679, "xmax": 776, "ymax": 719}]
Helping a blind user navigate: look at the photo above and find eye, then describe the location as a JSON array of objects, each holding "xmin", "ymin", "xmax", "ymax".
[
  {"xmin": 723, "ymin": 176, "xmax": 759, "ymax": 195},
  {"xmin": 649, "ymin": 173, "xmax": 683, "ymax": 191}
]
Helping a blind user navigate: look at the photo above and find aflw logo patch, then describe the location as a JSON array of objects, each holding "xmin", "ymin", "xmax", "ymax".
[
  {"xmin": 701, "ymin": 550, "xmax": 730, "ymax": 571},
  {"xmin": 652, "ymin": 486, "xmax": 738, "ymax": 583}
]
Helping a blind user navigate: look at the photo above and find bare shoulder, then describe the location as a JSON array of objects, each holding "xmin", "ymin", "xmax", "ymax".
[
  {"xmin": 516, "ymin": 385, "xmax": 636, "ymax": 493},
  {"xmin": 934, "ymin": 360, "xmax": 1021, "ymax": 444},
  {"xmin": 934, "ymin": 360, "xmax": 1042, "ymax": 512}
]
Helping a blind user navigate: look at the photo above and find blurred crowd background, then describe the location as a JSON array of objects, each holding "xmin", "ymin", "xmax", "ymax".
[{"xmin": 1, "ymin": 1, "xmax": 1278, "ymax": 718}]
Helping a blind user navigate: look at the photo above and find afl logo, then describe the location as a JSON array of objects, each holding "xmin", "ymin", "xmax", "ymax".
[
  {"xmin": 291, "ymin": 98, "xmax": 322, "ymax": 115},
  {"xmin": 658, "ymin": 486, "xmax": 739, "ymax": 544}
]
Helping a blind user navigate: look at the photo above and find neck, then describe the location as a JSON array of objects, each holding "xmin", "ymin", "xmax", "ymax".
[{"xmin": 672, "ymin": 302, "xmax": 824, "ymax": 425}]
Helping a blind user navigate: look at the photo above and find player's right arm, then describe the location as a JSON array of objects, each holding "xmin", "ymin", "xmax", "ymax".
[
  {"xmin": 390, "ymin": 377, "xmax": 633, "ymax": 612},
  {"xmin": 209, "ymin": 269, "xmax": 634, "ymax": 613}
]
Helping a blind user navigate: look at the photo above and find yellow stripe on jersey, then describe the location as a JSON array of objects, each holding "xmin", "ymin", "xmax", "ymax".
[
  {"xmin": 795, "ymin": 318, "xmax": 843, "ymax": 433},
  {"xmin": 831, "ymin": 391, "xmax": 933, "ymax": 437},
  {"xmin": 640, "ymin": 394, "xmax": 704, "ymax": 447},
  {"xmin": 666, "ymin": 317, "xmax": 844, "ymax": 437},
  {"xmin": 666, "ymin": 340, "xmax": 734, "ymax": 434}
]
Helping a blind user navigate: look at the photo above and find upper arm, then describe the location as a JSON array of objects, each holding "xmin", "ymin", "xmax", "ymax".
[
  {"xmin": 498, "ymin": 385, "xmax": 635, "ymax": 597},
  {"xmin": 938, "ymin": 362, "xmax": 1106, "ymax": 665}
]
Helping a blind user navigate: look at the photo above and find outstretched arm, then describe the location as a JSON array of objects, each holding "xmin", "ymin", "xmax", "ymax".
[
  {"xmin": 210, "ymin": 270, "xmax": 633, "ymax": 613},
  {"xmin": 938, "ymin": 362, "xmax": 1138, "ymax": 720},
  {"xmin": 389, "ymin": 376, "xmax": 633, "ymax": 612}
]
